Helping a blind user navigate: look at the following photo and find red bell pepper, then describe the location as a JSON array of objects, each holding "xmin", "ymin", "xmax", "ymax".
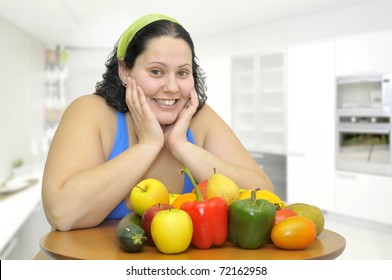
[{"xmin": 180, "ymin": 167, "xmax": 228, "ymax": 249}]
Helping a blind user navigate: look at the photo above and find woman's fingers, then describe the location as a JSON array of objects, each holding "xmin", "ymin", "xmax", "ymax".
[
  {"xmin": 126, "ymin": 77, "xmax": 142, "ymax": 116},
  {"xmin": 190, "ymin": 88, "xmax": 199, "ymax": 110},
  {"xmin": 180, "ymin": 88, "xmax": 199, "ymax": 119}
]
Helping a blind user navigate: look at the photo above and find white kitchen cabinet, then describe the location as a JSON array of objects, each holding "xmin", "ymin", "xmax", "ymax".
[
  {"xmin": 286, "ymin": 41, "xmax": 336, "ymax": 211},
  {"xmin": 335, "ymin": 171, "xmax": 392, "ymax": 225},
  {"xmin": 0, "ymin": 167, "xmax": 50, "ymax": 259},
  {"xmin": 5, "ymin": 202, "xmax": 50, "ymax": 259},
  {"xmin": 336, "ymin": 30, "xmax": 392, "ymax": 77},
  {"xmin": 231, "ymin": 50, "xmax": 286, "ymax": 154}
]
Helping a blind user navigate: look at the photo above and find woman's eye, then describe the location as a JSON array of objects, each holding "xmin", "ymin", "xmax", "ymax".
[
  {"xmin": 150, "ymin": 69, "xmax": 162, "ymax": 76},
  {"xmin": 177, "ymin": 70, "xmax": 189, "ymax": 77}
]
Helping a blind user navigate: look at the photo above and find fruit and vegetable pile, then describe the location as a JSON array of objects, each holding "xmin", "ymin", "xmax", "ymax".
[{"xmin": 116, "ymin": 167, "xmax": 325, "ymax": 254}]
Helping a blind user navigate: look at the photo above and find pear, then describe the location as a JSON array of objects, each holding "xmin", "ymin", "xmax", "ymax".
[
  {"xmin": 287, "ymin": 203, "xmax": 325, "ymax": 236},
  {"xmin": 206, "ymin": 172, "xmax": 239, "ymax": 206}
]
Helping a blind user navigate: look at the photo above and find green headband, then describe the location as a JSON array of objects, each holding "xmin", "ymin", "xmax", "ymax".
[{"xmin": 116, "ymin": 14, "xmax": 180, "ymax": 59}]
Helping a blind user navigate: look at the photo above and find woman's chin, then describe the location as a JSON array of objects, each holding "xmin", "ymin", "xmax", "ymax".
[{"xmin": 158, "ymin": 117, "xmax": 177, "ymax": 127}]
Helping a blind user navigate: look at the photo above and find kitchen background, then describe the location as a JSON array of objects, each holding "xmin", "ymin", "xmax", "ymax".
[{"xmin": 1, "ymin": 0, "xmax": 392, "ymax": 259}]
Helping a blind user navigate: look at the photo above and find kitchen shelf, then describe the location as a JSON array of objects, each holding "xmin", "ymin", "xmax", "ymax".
[
  {"xmin": 259, "ymin": 127, "xmax": 285, "ymax": 133},
  {"xmin": 234, "ymin": 108, "xmax": 254, "ymax": 114},
  {"xmin": 260, "ymin": 88, "xmax": 284, "ymax": 94},
  {"xmin": 233, "ymin": 56, "xmax": 255, "ymax": 71},
  {"xmin": 260, "ymin": 108, "xmax": 285, "ymax": 113},
  {"xmin": 234, "ymin": 90, "xmax": 255, "ymax": 95},
  {"xmin": 234, "ymin": 126, "xmax": 255, "ymax": 133},
  {"xmin": 232, "ymin": 50, "xmax": 286, "ymax": 153},
  {"xmin": 260, "ymin": 67, "xmax": 284, "ymax": 73},
  {"xmin": 234, "ymin": 71, "xmax": 255, "ymax": 77}
]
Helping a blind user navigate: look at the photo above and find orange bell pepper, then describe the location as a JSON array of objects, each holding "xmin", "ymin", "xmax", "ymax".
[
  {"xmin": 171, "ymin": 193, "xmax": 197, "ymax": 209},
  {"xmin": 180, "ymin": 167, "xmax": 228, "ymax": 249}
]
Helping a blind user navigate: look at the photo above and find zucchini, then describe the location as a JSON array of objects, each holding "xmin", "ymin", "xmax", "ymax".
[
  {"xmin": 116, "ymin": 213, "xmax": 147, "ymax": 252},
  {"xmin": 118, "ymin": 212, "xmax": 142, "ymax": 227}
]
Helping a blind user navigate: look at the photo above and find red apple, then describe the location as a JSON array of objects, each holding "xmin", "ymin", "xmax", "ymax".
[{"xmin": 141, "ymin": 203, "xmax": 174, "ymax": 245}]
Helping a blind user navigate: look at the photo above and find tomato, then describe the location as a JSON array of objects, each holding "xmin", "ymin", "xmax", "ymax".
[
  {"xmin": 275, "ymin": 208, "xmax": 297, "ymax": 224},
  {"xmin": 271, "ymin": 216, "xmax": 317, "ymax": 250}
]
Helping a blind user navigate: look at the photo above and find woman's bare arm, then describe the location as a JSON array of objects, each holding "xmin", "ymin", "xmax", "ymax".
[
  {"xmin": 168, "ymin": 104, "xmax": 274, "ymax": 191},
  {"xmin": 42, "ymin": 95, "xmax": 161, "ymax": 231}
]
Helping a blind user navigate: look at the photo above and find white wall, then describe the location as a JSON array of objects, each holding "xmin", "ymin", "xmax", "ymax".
[
  {"xmin": 66, "ymin": 48, "xmax": 111, "ymax": 105},
  {"xmin": 0, "ymin": 16, "xmax": 45, "ymax": 179},
  {"xmin": 0, "ymin": 15, "xmax": 48, "ymax": 260},
  {"xmin": 61, "ymin": 1, "xmax": 392, "ymax": 127},
  {"xmin": 196, "ymin": 0, "xmax": 392, "ymax": 125}
]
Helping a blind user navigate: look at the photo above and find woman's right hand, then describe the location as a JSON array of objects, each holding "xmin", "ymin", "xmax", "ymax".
[{"xmin": 125, "ymin": 77, "xmax": 164, "ymax": 148}]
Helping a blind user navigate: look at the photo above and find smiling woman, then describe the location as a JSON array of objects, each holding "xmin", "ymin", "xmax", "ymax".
[{"xmin": 41, "ymin": 13, "xmax": 273, "ymax": 231}]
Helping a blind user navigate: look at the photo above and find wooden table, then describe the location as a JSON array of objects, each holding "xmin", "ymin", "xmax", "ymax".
[{"xmin": 38, "ymin": 220, "xmax": 346, "ymax": 260}]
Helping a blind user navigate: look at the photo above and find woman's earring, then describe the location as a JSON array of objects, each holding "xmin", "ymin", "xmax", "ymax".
[{"xmin": 121, "ymin": 80, "xmax": 127, "ymax": 87}]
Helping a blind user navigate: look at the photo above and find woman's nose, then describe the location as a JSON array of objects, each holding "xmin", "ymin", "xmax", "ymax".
[{"xmin": 163, "ymin": 74, "xmax": 179, "ymax": 93}]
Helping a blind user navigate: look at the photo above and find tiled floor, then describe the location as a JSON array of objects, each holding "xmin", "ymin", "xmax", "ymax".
[{"xmin": 324, "ymin": 212, "xmax": 392, "ymax": 260}]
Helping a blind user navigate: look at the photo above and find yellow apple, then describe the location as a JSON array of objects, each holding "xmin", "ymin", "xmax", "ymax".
[
  {"xmin": 130, "ymin": 178, "xmax": 170, "ymax": 216},
  {"xmin": 151, "ymin": 209, "xmax": 193, "ymax": 254},
  {"xmin": 169, "ymin": 193, "xmax": 181, "ymax": 204}
]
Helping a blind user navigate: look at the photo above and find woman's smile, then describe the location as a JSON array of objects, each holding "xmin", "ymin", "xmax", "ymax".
[
  {"xmin": 153, "ymin": 98, "xmax": 177, "ymax": 106},
  {"xmin": 150, "ymin": 96, "xmax": 185, "ymax": 125}
]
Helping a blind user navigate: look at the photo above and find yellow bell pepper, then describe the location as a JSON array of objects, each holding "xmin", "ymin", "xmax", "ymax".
[{"xmin": 238, "ymin": 189, "xmax": 286, "ymax": 209}]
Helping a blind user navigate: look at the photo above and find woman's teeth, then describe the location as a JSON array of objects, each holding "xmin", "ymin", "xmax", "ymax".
[{"xmin": 155, "ymin": 99, "xmax": 176, "ymax": 106}]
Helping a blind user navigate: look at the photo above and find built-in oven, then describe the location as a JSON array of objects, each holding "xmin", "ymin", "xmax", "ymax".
[
  {"xmin": 336, "ymin": 115, "xmax": 391, "ymax": 175},
  {"xmin": 336, "ymin": 74, "xmax": 392, "ymax": 176}
]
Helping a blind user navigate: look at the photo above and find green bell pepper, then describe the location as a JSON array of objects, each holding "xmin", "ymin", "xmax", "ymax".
[{"xmin": 228, "ymin": 190, "xmax": 276, "ymax": 249}]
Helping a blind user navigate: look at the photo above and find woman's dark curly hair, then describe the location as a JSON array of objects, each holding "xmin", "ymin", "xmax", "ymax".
[{"xmin": 95, "ymin": 20, "xmax": 207, "ymax": 113}]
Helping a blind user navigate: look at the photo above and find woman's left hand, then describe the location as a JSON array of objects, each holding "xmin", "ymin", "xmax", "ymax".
[{"xmin": 163, "ymin": 88, "xmax": 199, "ymax": 154}]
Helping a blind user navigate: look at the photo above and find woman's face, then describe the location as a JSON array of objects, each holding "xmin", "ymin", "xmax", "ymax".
[{"xmin": 129, "ymin": 36, "xmax": 194, "ymax": 126}]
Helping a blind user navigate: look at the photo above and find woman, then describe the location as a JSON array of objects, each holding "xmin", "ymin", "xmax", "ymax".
[{"xmin": 42, "ymin": 14, "xmax": 273, "ymax": 231}]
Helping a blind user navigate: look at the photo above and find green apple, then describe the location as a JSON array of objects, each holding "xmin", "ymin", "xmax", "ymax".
[{"xmin": 130, "ymin": 178, "xmax": 170, "ymax": 216}]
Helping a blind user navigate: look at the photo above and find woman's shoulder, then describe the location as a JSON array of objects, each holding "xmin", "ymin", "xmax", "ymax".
[
  {"xmin": 68, "ymin": 94, "xmax": 110, "ymax": 109},
  {"xmin": 190, "ymin": 104, "xmax": 230, "ymax": 142},
  {"xmin": 60, "ymin": 94, "xmax": 117, "ymax": 131},
  {"xmin": 192, "ymin": 104, "xmax": 227, "ymax": 127},
  {"xmin": 64, "ymin": 94, "xmax": 115, "ymax": 117},
  {"xmin": 59, "ymin": 94, "xmax": 118, "ymax": 154}
]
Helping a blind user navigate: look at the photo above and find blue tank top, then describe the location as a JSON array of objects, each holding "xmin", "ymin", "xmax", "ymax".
[{"xmin": 106, "ymin": 111, "xmax": 195, "ymax": 220}]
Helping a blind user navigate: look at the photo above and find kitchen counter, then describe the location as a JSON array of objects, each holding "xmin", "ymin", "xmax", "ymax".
[{"xmin": 0, "ymin": 168, "xmax": 43, "ymax": 256}]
